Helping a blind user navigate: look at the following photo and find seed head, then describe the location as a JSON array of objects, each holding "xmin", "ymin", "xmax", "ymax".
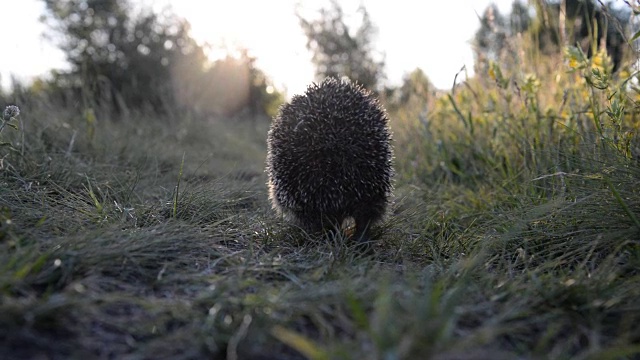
[{"xmin": 3, "ymin": 105, "xmax": 20, "ymax": 121}]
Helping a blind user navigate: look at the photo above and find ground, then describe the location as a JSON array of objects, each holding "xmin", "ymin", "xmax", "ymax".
[{"xmin": 0, "ymin": 92, "xmax": 639, "ymax": 359}]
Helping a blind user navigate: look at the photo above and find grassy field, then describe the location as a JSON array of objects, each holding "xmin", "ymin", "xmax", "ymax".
[{"xmin": 2, "ymin": 45, "xmax": 640, "ymax": 359}]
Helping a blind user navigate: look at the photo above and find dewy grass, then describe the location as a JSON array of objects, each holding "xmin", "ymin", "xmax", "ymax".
[{"xmin": 2, "ymin": 15, "xmax": 640, "ymax": 360}]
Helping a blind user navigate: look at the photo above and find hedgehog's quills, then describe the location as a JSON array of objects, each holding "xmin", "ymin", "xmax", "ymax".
[{"xmin": 266, "ymin": 77, "xmax": 394, "ymax": 244}]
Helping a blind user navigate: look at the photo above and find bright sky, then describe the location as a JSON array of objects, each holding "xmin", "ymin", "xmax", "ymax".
[{"xmin": 0, "ymin": 0, "xmax": 517, "ymax": 96}]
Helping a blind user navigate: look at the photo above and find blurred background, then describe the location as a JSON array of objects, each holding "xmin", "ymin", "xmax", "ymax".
[{"xmin": 0, "ymin": 0, "xmax": 635, "ymax": 120}]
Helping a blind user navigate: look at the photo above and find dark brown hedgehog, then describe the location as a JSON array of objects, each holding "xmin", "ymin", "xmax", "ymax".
[{"xmin": 266, "ymin": 77, "xmax": 393, "ymax": 242}]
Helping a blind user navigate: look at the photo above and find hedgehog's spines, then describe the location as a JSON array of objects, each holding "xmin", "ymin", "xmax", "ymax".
[{"xmin": 266, "ymin": 77, "xmax": 393, "ymax": 242}]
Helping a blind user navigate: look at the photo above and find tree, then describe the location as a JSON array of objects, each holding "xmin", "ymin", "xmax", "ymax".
[
  {"xmin": 474, "ymin": 4, "xmax": 509, "ymax": 63},
  {"xmin": 40, "ymin": 0, "xmax": 284, "ymax": 119},
  {"xmin": 297, "ymin": 0, "xmax": 385, "ymax": 90},
  {"xmin": 383, "ymin": 68, "xmax": 434, "ymax": 115},
  {"xmin": 41, "ymin": 0, "xmax": 201, "ymax": 115},
  {"xmin": 397, "ymin": 69, "xmax": 433, "ymax": 105},
  {"xmin": 244, "ymin": 52, "xmax": 285, "ymax": 118}
]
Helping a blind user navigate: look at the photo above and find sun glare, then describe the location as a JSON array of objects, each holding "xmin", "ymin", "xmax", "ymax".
[
  {"xmin": 1, "ymin": 0, "xmax": 522, "ymax": 93},
  {"xmin": 154, "ymin": 0, "xmax": 314, "ymax": 96},
  {"xmin": 151, "ymin": 0, "xmax": 516, "ymax": 95}
]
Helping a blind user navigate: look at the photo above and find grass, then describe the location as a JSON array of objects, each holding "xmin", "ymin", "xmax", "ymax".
[{"xmin": 2, "ymin": 35, "xmax": 640, "ymax": 360}]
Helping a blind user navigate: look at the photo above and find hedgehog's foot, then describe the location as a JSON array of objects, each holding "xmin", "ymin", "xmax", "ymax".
[{"xmin": 353, "ymin": 219, "xmax": 375, "ymax": 254}]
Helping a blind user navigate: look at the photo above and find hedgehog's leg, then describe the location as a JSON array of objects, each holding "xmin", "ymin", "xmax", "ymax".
[
  {"xmin": 303, "ymin": 214, "xmax": 325, "ymax": 236},
  {"xmin": 353, "ymin": 201, "xmax": 386, "ymax": 251},
  {"xmin": 321, "ymin": 215, "xmax": 343, "ymax": 240},
  {"xmin": 350, "ymin": 218, "xmax": 373, "ymax": 254},
  {"xmin": 354, "ymin": 218, "xmax": 371, "ymax": 242}
]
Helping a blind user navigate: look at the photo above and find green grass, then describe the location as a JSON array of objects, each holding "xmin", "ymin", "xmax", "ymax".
[{"xmin": 2, "ymin": 46, "xmax": 640, "ymax": 359}]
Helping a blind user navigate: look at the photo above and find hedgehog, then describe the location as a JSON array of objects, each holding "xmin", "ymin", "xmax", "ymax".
[{"xmin": 266, "ymin": 77, "xmax": 393, "ymax": 243}]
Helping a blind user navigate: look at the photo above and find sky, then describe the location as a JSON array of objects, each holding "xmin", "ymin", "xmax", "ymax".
[{"xmin": 0, "ymin": 0, "xmax": 518, "ymax": 96}]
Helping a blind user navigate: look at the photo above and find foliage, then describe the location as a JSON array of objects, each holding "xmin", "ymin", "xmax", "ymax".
[
  {"xmin": 297, "ymin": 0, "xmax": 385, "ymax": 90},
  {"xmin": 474, "ymin": 0, "xmax": 632, "ymax": 72},
  {"xmin": 41, "ymin": 0, "xmax": 201, "ymax": 115},
  {"xmin": 40, "ymin": 0, "xmax": 283, "ymax": 119},
  {"xmin": 474, "ymin": 3, "xmax": 510, "ymax": 62},
  {"xmin": 247, "ymin": 55, "xmax": 286, "ymax": 119},
  {"xmin": 384, "ymin": 68, "xmax": 435, "ymax": 114}
]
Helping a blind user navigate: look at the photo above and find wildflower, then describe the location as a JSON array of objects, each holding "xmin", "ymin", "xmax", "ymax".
[
  {"xmin": 619, "ymin": 69, "xmax": 631, "ymax": 81},
  {"xmin": 591, "ymin": 50, "xmax": 610, "ymax": 74},
  {"xmin": 522, "ymin": 74, "xmax": 540, "ymax": 95},
  {"xmin": 568, "ymin": 58, "xmax": 579, "ymax": 69},
  {"xmin": 488, "ymin": 66, "xmax": 496, "ymax": 81},
  {"xmin": 592, "ymin": 56, "xmax": 603, "ymax": 69},
  {"xmin": 565, "ymin": 46, "xmax": 586, "ymax": 71},
  {"xmin": 2, "ymin": 105, "xmax": 19, "ymax": 121}
]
